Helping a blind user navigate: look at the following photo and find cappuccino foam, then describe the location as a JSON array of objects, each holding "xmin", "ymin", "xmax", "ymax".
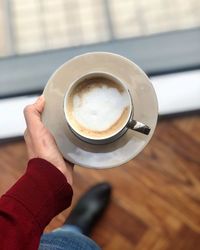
[{"xmin": 66, "ymin": 77, "xmax": 130, "ymax": 139}]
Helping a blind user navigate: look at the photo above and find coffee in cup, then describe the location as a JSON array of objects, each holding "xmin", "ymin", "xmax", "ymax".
[
  {"xmin": 64, "ymin": 72, "xmax": 151, "ymax": 145},
  {"xmin": 65, "ymin": 74, "xmax": 131, "ymax": 141}
]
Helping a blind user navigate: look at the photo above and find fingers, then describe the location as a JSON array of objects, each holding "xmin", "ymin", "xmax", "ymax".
[{"xmin": 24, "ymin": 95, "xmax": 45, "ymax": 130}]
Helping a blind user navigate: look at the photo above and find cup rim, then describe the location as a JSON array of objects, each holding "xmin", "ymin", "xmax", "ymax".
[{"xmin": 63, "ymin": 71, "xmax": 133, "ymax": 142}]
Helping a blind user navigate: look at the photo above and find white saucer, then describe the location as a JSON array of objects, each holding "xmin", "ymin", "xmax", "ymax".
[{"xmin": 42, "ymin": 52, "xmax": 158, "ymax": 169}]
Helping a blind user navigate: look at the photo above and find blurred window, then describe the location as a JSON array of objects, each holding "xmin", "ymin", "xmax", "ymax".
[{"xmin": 0, "ymin": 0, "xmax": 199, "ymax": 56}]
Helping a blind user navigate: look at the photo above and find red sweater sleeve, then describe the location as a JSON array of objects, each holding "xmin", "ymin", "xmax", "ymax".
[{"xmin": 0, "ymin": 158, "xmax": 73, "ymax": 250}]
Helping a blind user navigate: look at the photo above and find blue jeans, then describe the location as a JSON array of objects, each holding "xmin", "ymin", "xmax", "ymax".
[{"xmin": 39, "ymin": 225, "xmax": 101, "ymax": 250}]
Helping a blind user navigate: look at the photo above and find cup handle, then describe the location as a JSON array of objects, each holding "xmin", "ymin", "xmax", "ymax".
[{"xmin": 127, "ymin": 119, "xmax": 151, "ymax": 135}]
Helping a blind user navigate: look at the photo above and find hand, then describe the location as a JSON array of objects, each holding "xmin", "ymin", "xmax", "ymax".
[{"xmin": 23, "ymin": 95, "xmax": 73, "ymax": 185}]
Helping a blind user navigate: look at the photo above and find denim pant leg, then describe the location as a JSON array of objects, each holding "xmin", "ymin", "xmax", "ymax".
[{"xmin": 39, "ymin": 225, "xmax": 101, "ymax": 250}]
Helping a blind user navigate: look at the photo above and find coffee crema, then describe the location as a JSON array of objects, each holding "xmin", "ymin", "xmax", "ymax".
[{"xmin": 66, "ymin": 76, "xmax": 131, "ymax": 139}]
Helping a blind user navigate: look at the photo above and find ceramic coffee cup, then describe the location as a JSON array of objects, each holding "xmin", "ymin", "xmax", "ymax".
[{"xmin": 63, "ymin": 72, "xmax": 151, "ymax": 145}]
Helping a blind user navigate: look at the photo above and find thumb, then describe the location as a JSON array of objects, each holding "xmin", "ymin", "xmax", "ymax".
[
  {"xmin": 24, "ymin": 95, "xmax": 45, "ymax": 129},
  {"xmin": 33, "ymin": 95, "xmax": 45, "ymax": 113}
]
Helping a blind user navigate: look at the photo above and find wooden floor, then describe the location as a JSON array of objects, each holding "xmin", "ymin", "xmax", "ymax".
[{"xmin": 0, "ymin": 115, "xmax": 200, "ymax": 250}]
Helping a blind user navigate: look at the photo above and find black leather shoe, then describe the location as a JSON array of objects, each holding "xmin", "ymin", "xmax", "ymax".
[{"xmin": 64, "ymin": 182, "xmax": 111, "ymax": 236}]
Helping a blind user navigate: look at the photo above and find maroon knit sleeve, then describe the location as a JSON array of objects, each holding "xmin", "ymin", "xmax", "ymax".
[{"xmin": 0, "ymin": 158, "xmax": 73, "ymax": 250}]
